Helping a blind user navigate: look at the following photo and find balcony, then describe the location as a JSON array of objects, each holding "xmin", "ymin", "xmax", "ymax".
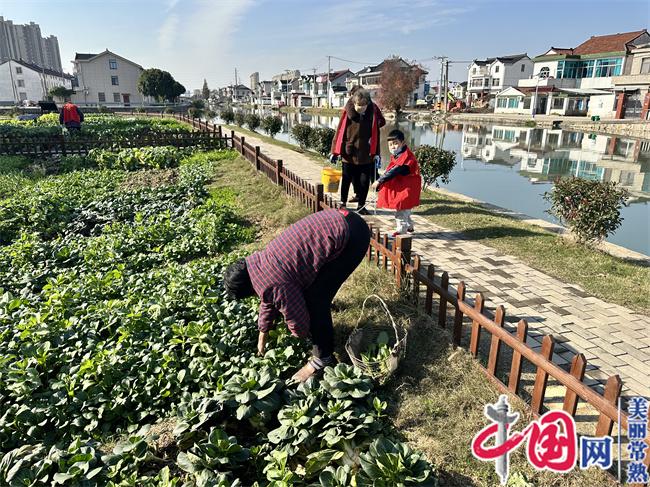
[{"xmin": 613, "ymin": 73, "xmax": 650, "ymax": 86}]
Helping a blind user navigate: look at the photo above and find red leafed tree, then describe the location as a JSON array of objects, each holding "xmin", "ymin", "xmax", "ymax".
[{"xmin": 378, "ymin": 57, "xmax": 424, "ymax": 116}]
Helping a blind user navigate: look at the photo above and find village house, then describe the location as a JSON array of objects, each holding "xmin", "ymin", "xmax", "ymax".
[
  {"xmin": 612, "ymin": 41, "xmax": 650, "ymax": 119},
  {"xmin": 466, "ymin": 54, "xmax": 533, "ymax": 104},
  {"xmin": 0, "ymin": 58, "xmax": 73, "ymax": 104},
  {"xmin": 495, "ymin": 29, "xmax": 650, "ymax": 118},
  {"xmin": 71, "ymin": 49, "xmax": 150, "ymax": 106}
]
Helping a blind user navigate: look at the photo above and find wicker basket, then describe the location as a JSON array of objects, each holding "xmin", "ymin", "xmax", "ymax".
[{"xmin": 345, "ymin": 295, "xmax": 407, "ymax": 383}]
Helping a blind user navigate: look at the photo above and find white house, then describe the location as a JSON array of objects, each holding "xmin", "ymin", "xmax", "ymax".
[
  {"xmin": 452, "ymin": 81, "xmax": 467, "ymax": 101},
  {"xmin": 0, "ymin": 58, "xmax": 73, "ymax": 104},
  {"xmin": 467, "ymin": 54, "xmax": 533, "ymax": 103},
  {"xmin": 300, "ymin": 69, "xmax": 353, "ymax": 108},
  {"xmin": 514, "ymin": 29, "xmax": 650, "ymax": 118},
  {"xmin": 71, "ymin": 50, "xmax": 149, "ymax": 106},
  {"xmin": 346, "ymin": 58, "xmax": 427, "ymax": 107}
]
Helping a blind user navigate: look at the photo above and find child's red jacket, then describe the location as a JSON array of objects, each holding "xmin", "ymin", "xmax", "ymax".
[{"xmin": 377, "ymin": 147, "xmax": 421, "ymax": 210}]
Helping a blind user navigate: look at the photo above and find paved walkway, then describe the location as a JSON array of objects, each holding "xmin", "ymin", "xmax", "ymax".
[{"xmin": 232, "ymin": 129, "xmax": 650, "ymax": 400}]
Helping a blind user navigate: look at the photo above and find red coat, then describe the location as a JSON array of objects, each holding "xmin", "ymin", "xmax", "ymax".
[{"xmin": 376, "ymin": 148, "xmax": 421, "ymax": 210}]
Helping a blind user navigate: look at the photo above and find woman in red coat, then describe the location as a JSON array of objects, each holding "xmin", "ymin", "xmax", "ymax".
[{"xmin": 372, "ymin": 129, "xmax": 421, "ymax": 236}]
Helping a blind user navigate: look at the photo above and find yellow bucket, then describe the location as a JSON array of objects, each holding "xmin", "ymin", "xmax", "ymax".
[{"xmin": 321, "ymin": 167, "xmax": 342, "ymax": 193}]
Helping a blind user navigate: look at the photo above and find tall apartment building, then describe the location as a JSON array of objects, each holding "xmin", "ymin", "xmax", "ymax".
[{"xmin": 0, "ymin": 16, "xmax": 63, "ymax": 72}]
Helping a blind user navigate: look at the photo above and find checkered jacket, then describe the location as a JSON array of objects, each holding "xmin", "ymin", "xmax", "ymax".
[{"xmin": 245, "ymin": 209, "xmax": 349, "ymax": 337}]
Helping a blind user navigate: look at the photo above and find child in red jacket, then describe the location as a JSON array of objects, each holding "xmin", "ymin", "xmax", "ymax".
[{"xmin": 372, "ymin": 129, "xmax": 421, "ymax": 236}]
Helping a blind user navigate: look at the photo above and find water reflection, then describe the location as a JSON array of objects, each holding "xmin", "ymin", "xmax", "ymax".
[{"xmin": 215, "ymin": 109, "xmax": 649, "ymax": 255}]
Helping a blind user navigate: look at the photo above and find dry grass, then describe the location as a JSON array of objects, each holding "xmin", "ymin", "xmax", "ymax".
[{"xmin": 333, "ymin": 264, "xmax": 619, "ymax": 487}]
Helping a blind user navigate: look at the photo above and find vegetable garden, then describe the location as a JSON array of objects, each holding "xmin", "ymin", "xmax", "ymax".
[{"xmin": 0, "ymin": 117, "xmax": 439, "ymax": 486}]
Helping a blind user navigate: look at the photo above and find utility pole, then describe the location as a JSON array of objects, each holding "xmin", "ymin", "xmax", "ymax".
[
  {"xmin": 438, "ymin": 57, "xmax": 446, "ymax": 111},
  {"xmin": 443, "ymin": 59, "xmax": 449, "ymax": 114},
  {"xmin": 327, "ymin": 55, "xmax": 331, "ymax": 109}
]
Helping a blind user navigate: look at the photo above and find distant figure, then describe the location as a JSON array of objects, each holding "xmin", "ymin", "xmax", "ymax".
[
  {"xmin": 329, "ymin": 87, "xmax": 385, "ymax": 214},
  {"xmin": 372, "ymin": 129, "xmax": 421, "ymax": 236},
  {"xmin": 59, "ymin": 102, "xmax": 84, "ymax": 131}
]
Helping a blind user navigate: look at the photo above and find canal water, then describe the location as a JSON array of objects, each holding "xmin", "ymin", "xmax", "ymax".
[{"xmin": 214, "ymin": 110, "xmax": 650, "ymax": 256}]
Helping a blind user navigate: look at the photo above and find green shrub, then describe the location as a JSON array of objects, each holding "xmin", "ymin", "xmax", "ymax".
[
  {"xmin": 414, "ymin": 145, "xmax": 456, "ymax": 188},
  {"xmin": 544, "ymin": 177, "xmax": 629, "ymax": 245},
  {"xmin": 245, "ymin": 113, "xmax": 261, "ymax": 132},
  {"xmin": 261, "ymin": 115, "xmax": 282, "ymax": 138},
  {"xmin": 234, "ymin": 111, "xmax": 246, "ymax": 127},
  {"xmin": 97, "ymin": 105, "xmax": 109, "ymax": 114},
  {"xmin": 291, "ymin": 123, "xmax": 312, "ymax": 149},
  {"xmin": 135, "ymin": 107, "xmax": 147, "ymax": 113},
  {"xmin": 221, "ymin": 108, "xmax": 235, "ymax": 124},
  {"xmin": 308, "ymin": 127, "xmax": 335, "ymax": 155},
  {"xmin": 188, "ymin": 107, "xmax": 204, "ymax": 118}
]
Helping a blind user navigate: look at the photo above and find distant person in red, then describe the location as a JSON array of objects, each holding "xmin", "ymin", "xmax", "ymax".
[
  {"xmin": 223, "ymin": 208, "xmax": 370, "ymax": 383},
  {"xmin": 59, "ymin": 102, "xmax": 84, "ymax": 131},
  {"xmin": 372, "ymin": 129, "xmax": 421, "ymax": 236}
]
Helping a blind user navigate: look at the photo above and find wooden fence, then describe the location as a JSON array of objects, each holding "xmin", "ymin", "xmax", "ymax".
[
  {"xmin": 141, "ymin": 112, "xmax": 650, "ymax": 480},
  {"xmin": 0, "ymin": 121, "xmax": 226, "ymax": 156}
]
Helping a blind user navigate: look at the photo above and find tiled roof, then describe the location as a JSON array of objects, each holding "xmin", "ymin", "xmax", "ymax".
[
  {"xmin": 549, "ymin": 47, "xmax": 574, "ymax": 54},
  {"xmin": 74, "ymin": 53, "xmax": 97, "ymax": 60},
  {"xmin": 573, "ymin": 30, "xmax": 647, "ymax": 55},
  {"xmin": 474, "ymin": 54, "xmax": 528, "ymax": 65},
  {"xmin": 2, "ymin": 58, "xmax": 73, "ymax": 79}
]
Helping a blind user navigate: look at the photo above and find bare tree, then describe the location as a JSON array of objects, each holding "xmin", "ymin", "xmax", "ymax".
[{"xmin": 378, "ymin": 57, "xmax": 424, "ymax": 116}]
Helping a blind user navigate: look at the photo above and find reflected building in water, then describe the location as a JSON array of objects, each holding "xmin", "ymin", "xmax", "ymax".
[{"xmin": 461, "ymin": 124, "xmax": 650, "ymax": 201}]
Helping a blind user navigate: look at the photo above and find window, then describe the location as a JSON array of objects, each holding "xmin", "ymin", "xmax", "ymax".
[
  {"xmin": 111, "ymin": 76, "xmax": 119, "ymax": 85},
  {"xmin": 521, "ymin": 64, "xmax": 525, "ymax": 72},
  {"xmin": 15, "ymin": 67, "xmax": 22, "ymax": 74},
  {"xmin": 507, "ymin": 97, "xmax": 518, "ymax": 108},
  {"xmin": 495, "ymin": 65, "xmax": 500, "ymax": 73},
  {"xmin": 98, "ymin": 92, "xmax": 106, "ymax": 102},
  {"xmin": 641, "ymin": 58, "xmax": 650, "ymax": 74},
  {"xmin": 492, "ymin": 78, "xmax": 500, "ymax": 86},
  {"xmin": 497, "ymin": 98, "xmax": 507, "ymax": 108},
  {"xmin": 594, "ymin": 58, "xmax": 622, "ymax": 77},
  {"xmin": 539, "ymin": 67, "xmax": 550, "ymax": 79},
  {"xmin": 472, "ymin": 67, "xmax": 477, "ymax": 74},
  {"xmin": 113, "ymin": 93, "xmax": 121, "ymax": 103},
  {"xmin": 109, "ymin": 59, "xmax": 118, "ymax": 70},
  {"xmin": 17, "ymin": 79, "xmax": 25, "ymax": 87},
  {"xmin": 19, "ymin": 92, "xmax": 27, "ymax": 101},
  {"xmin": 552, "ymin": 97, "xmax": 565, "ymax": 109}
]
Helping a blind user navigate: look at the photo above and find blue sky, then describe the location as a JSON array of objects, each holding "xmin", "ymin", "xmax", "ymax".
[{"xmin": 2, "ymin": 0, "xmax": 648, "ymax": 90}]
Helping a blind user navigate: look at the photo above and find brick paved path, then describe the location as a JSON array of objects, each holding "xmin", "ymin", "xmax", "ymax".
[{"xmin": 232, "ymin": 130, "xmax": 650, "ymax": 400}]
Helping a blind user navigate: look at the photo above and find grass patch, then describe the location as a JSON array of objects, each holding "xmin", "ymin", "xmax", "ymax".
[
  {"xmin": 206, "ymin": 153, "xmax": 616, "ymax": 486},
  {"xmin": 205, "ymin": 151, "xmax": 310, "ymax": 247},
  {"xmin": 416, "ymin": 189, "xmax": 650, "ymax": 313}
]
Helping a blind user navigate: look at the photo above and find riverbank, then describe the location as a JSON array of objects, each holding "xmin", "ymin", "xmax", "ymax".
[
  {"xmin": 445, "ymin": 112, "xmax": 650, "ymax": 139},
  {"xmin": 279, "ymin": 106, "xmax": 342, "ymax": 116}
]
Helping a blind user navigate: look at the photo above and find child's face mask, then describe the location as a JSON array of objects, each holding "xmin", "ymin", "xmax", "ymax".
[{"xmin": 388, "ymin": 140, "xmax": 405, "ymax": 156}]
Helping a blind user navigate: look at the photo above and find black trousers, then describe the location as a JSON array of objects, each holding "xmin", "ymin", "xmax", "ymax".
[
  {"xmin": 304, "ymin": 211, "xmax": 371, "ymax": 359},
  {"xmin": 340, "ymin": 163, "xmax": 373, "ymax": 207}
]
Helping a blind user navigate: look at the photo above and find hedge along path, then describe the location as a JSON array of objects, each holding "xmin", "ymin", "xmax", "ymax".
[{"xmin": 214, "ymin": 123, "xmax": 650, "ymax": 404}]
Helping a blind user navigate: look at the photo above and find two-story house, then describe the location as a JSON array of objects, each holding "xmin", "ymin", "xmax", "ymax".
[
  {"xmin": 71, "ymin": 50, "xmax": 148, "ymax": 106},
  {"xmin": 466, "ymin": 54, "xmax": 532, "ymax": 103},
  {"xmin": 0, "ymin": 58, "xmax": 73, "ymax": 104},
  {"xmin": 612, "ymin": 41, "xmax": 650, "ymax": 119},
  {"xmin": 346, "ymin": 58, "xmax": 427, "ymax": 107},
  {"xmin": 271, "ymin": 70, "xmax": 301, "ymax": 106},
  {"xmin": 298, "ymin": 69, "xmax": 353, "ymax": 108},
  {"xmin": 499, "ymin": 30, "xmax": 650, "ymax": 118}
]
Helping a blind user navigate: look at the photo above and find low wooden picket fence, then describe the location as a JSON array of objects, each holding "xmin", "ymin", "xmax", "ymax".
[{"xmin": 161, "ymin": 112, "xmax": 650, "ymax": 480}]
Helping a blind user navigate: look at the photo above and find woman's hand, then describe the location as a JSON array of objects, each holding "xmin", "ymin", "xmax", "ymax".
[
  {"xmin": 257, "ymin": 331, "xmax": 268, "ymax": 356},
  {"xmin": 371, "ymin": 181, "xmax": 380, "ymax": 191}
]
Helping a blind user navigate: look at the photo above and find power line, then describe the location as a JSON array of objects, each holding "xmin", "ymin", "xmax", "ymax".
[{"xmin": 328, "ymin": 55, "xmax": 377, "ymax": 66}]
